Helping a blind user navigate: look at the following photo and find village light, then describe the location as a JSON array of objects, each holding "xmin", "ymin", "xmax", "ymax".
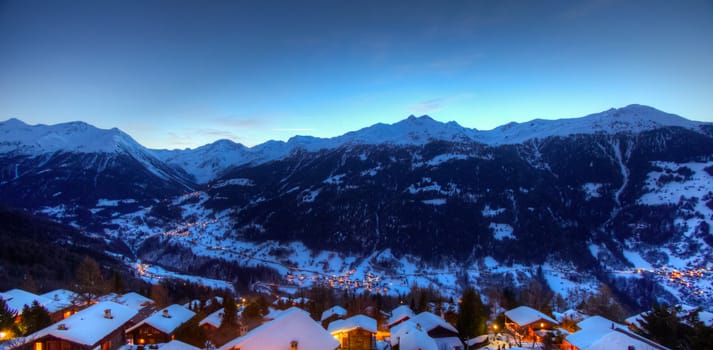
[
  {"xmin": 540, "ymin": 322, "xmax": 544, "ymax": 328},
  {"xmin": 0, "ymin": 331, "xmax": 6, "ymax": 339}
]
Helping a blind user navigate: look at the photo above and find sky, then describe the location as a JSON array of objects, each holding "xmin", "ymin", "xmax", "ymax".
[{"xmin": 1, "ymin": 0, "xmax": 712, "ymax": 149}]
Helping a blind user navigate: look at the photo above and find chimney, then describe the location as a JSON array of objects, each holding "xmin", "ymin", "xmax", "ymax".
[
  {"xmin": 162, "ymin": 309, "xmax": 171, "ymax": 318},
  {"xmin": 57, "ymin": 323, "xmax": 68, "ymax": 330},
  {"xmin": 290, "ymin": 340, "xmax": 298, "ymax": 350},
  {"xmin": 104, "ymin": 309, "xmax": 113, "ymax": 319},
  {"xmin": 54, "ymin": 294, "xmax": 60, "ymax": 301}
]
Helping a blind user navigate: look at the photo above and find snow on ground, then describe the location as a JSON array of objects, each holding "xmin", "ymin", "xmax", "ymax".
[
  {"xmin": 542, "ymin": 262, "xmax": 598, "ymax": 299},
  {"xmin": 323, "ymin": 173, "xmax": 346, "ymax": 185},
  {"xmin": 422, "ymin": 198, "xmax": 446, "ymax": 205},
  {"xmin": 582, "ymin": 183, "xmax": 603, "ymax": 200},
  {"xmin": 622, "ymin": 250, "xmax": 653, "ymax": 270},
  {"xmin": 482, "ymin": 205, "xmax": 505, "ymax": 218},
  {"xmin": 212, "ymin": 178, "xmax": 255, "ymax": 188},
  {"xmin": 638, "ymin": 161, "xmax": 713, "ymax": 206},
  {"xmin": 133, "ymin": 261, "xmax": 235, "ymax": 292},
  {"xmin": 489, "ymin": 223, "xmax": 514, "ymax": 240}
]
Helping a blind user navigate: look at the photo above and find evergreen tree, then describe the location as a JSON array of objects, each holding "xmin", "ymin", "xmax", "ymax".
[
  {"xmin": 456, "ymin": 287, "xmax": 488, "ymax": 339},
  {"xmin": 221, "ymin": 295, "xmax": 238, "ymax": 328},
  {"xmin": 19, "ymin": 300, "xmax": 51, "ymax": 335},
  {"xmin": 111, "ymin": 269, "xmax": 125, "ymax": 294},
  {"xmin": 0, "ymin": 298, "xmax": 19, "ymax": 338}
]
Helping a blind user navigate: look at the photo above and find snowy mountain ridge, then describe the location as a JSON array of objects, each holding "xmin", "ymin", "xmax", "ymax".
[
  {"xmin": 0, "ymin": 118, "xmax": 143, "ymax": 155},
  {"xmin": 2, "ymin": 105, "xmax": 708, "ymax": 183},
  {"xmin": 154, "ymin": 104, "xmax": 708, "ymax": 182}
]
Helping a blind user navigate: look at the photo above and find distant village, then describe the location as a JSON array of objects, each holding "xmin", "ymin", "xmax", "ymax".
[{"xmin": 2, "ymin": 262, "xmax": 711, "ymax": 350}]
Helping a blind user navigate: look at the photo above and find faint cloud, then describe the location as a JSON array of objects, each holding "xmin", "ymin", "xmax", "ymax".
[
  {"xmin": 409, "ymin": 93, "xmax": 475, "ymax": 115},
  {"xmin": 410, "ymin": 98, "xmax": 446, "ymax": 114},
  {"xmin": 211, "ymin": 116, "xmax": 267, "ymax": 129}
]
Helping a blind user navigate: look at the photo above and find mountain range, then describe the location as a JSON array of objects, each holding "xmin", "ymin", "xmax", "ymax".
[{"xmin": 1, "ymin": 104, "xmax": 712, "ymax": 312}]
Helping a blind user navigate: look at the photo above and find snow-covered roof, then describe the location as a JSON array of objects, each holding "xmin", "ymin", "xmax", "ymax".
[
  {"xmin": 199, "ymin": 307, "xmax": 240, "ymax": 328},
  {"xmin": 126, "ymin": 304, "xmax": 196, "ymax": 334},
  {"xmin": 465, "ymin": 335, "xmax": 489, "ymax": 346},
  {"xmin": 160, "ymin": 340, "xmax": 200, "ymax": 350},
  {"xmin": 577, "ymin": 315, "xmax": 625, "ymax": 331},
  {"xmin": 390, "ymin": 322, "xmax": 438, "ymax": 350},
  {"xmin": 567, "ymin": 315, "xmax": 667, "ymax": 350},
  {"xmin": 391, "ymin": 311, "xmax": 458, "ymax": 336},
  {"xmin": 504, "ymin": 306, "xmax": 558, "ymax": 327},
  {"xmin": 220, "ymin": 307, "xmax": 339, "ymax": 350},
  {"xmin": 433, "ymin": 336, "xmax": 463, "ymax": 350},
  {"xmin": 321, "ymin": 305, "xmax": 347, "ymax": 321},
  {"xmin": 387, "ymin": 305, "xmax": 415, "ymax": 326},
  {"xmin": 115, "ymin": 292, "xmax": 154, "ymax": 310},
  {"xmin": 0, "ymin": 289, "xmax": 52, "ymax": 315},
  {"xmin": 328, "ymin": 314, "xmax": 377, "ymax": 334},
  {"xmin": 587, "ymin": 331, "xmax": 668, "ymax": 350},
  {"xmin": 40, "ymin": 289, "xmax": 79, "ymax": 313},
  {"xmin": 553, "ymin": 309, "xmax": 586, "ymax": 323},
  {"xmin": 30, "ymin": 301, "xmax": 137, "ymax": 346},
  {"xmin": 264, "ymin": 307, "xmax": 285, "ymax": 320}
]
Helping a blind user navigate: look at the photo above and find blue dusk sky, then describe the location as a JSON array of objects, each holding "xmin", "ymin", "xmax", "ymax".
[{"xmin": 1, "ymin": 0, "xmax": 712, "ymax": 149}]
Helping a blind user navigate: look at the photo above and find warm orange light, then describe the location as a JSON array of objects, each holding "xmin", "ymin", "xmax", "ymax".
[
  {"xmin": 0, "ymin": 331, "xmax": 6, "ymax": 339},
  {"xmin": 34, "ymin": 342, "xmax": 43, "ymax": 350},
  {"xmin": 540, "ymin": 322, "xmax": 544, "ymax": 328},
  {"xmin": 493, "ymin": 325, "xmax": 498, "ymax": 330}
]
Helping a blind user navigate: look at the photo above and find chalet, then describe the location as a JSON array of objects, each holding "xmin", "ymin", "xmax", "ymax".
[
  {"xmin": 321, "ymin": 305, "xmax": 347, "ymax": 323},
  {"xmin": 125, "ymin": 304, "xmax": 195, "ymax": 345},
  {"xmin": 563, "ymin": 315, "xmax": 669, "ymax": 350},
  {"xmin": 198, "ymin": 308, "xmax": 246, "ymax": 337},
  {"xmin": 27, "ymin": 301, "xmax": 137, "ymax": 350},
  {"xmin": 40, "ymin": 289, "xmax": 81, "ymax": 322},
  {"xmin": 390, "ymin": 312, "xmax": 463, "ymax": 350},
  {"xmin": 115, "ymin": 292, "xmax": 154, "ymax": 311},
  {"xmin": 386, "ymin": 305, "xmax": 415, "ymax": 328},
  {"xmin": 327, "ymin": 314, "xmax": 377, "ymax": 350},
  {"xmin": 0, "ymin": 289, "xmax": 52, "ymax": 322},
  {"xmin": 390, "ymin": 323, "xmax": 438, "ymax": 350},
  {"xmin": 219, "ymin": 307, "xmax": 339, "ymax": 350},
  {"xmin": 504, "ymin": 305, "xmax": 559, "ymax": 342}
]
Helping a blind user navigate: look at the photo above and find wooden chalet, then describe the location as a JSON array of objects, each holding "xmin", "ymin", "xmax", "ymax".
[
  {"xmin": 26, "ymin": 301, "xmax": 137, "ymax": 350},
  {"xmin": 125, "ymin": 304, "xmax": 195, "ymax": 345},
  {"xmin": 327, "ymin": 315, "xmax": 377, "ymax": 350},
  {"xmin": 390, "ymin": 312, "xmax": 463, "ymax": 350},
  {"xmin": 504, "ymin": 306, "xmax": 559, "ymax": 342}
]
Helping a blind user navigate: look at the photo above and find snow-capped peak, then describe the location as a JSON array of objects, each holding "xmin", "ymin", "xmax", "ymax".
[
  {"xmin": 475, "ymin": 104, "xmax": 704, "ymax": 145},
  {"xmin": 0, "ymin": 118, "xmax": 144, "ymax": 155}
]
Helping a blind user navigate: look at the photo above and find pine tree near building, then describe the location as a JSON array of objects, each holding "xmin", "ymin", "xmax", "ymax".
[
  {"xmin": 19, "ymin": 300, "xmax": 51, "ymax": 335},
  {"xmin": 221, "ymin": 295, "xmax": 238, "ymax": 328},
  {"xmin": 0, "ymin": 298, "xmax": 19, "ymax": 338},
  {"xmin": 456, "ymin": 287, "xmax": 488, "ymax": 339}
]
